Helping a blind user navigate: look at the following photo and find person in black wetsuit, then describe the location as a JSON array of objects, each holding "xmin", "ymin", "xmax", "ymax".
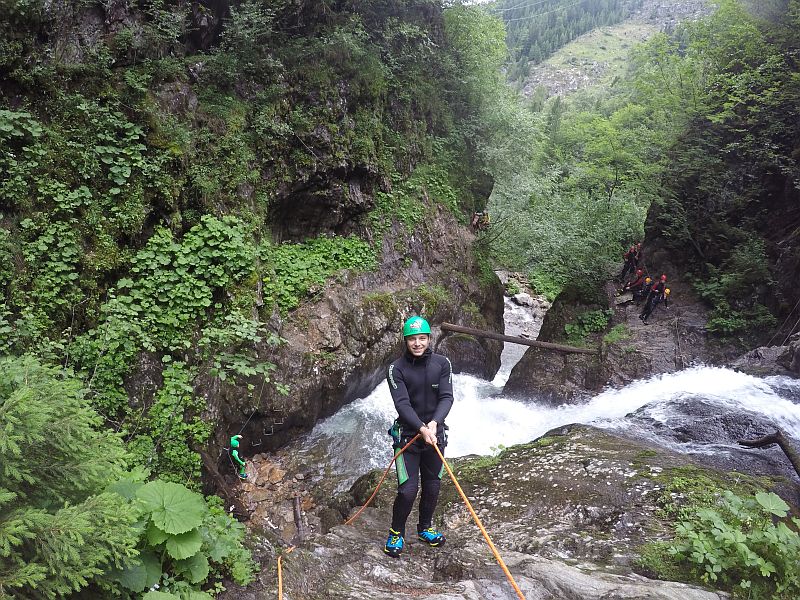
[
  {"xmin": 383, "ymin": 315, "xmax": 453, "ymax": 558},
  {"xmin": 640, "ymin": 274, "xmax": 667, "ymax": 323}
]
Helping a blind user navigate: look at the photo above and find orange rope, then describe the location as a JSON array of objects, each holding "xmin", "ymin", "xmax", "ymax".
[
  {"xmin": 277, "ymin": 434, "xmax": 526, "ymax": 600},
  {"xmin": 344, "ymin": 434, "xmax": 421, "ymax": 526},
  {"xmin": 277, "ymin": 546, "xmax": 295, "ymax": 600},
  {"xmin": 278, "ymin": 435, "xmax": 419, "ymax": 598},
  {"xmin": 432, "ymin": 443, "xmax": 527, "ymax": 600}
]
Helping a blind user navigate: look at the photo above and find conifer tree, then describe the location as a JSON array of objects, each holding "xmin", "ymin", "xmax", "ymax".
[{"xmin": 0, "ymin": 356, "xmax": 139, "ymax": 599}]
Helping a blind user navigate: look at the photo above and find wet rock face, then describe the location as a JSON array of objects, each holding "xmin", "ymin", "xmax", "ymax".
[
  {"xmin": 623, "ymin": 397, "xmax": 800, "ymax": 485},
  {"xmin": 503, "ymin": 347, "xmax": 609, "ymax": 404},
  {"xmin": 436, "ymin": 333, "xmax": 501, "ymax": 379},
  {"xmin": 780, "ymin": 337, "xmax": 800, "ymax": 375},
  {"xmin": 731, "ymin": 334, "xmax": 800, "ymax": 378},
  {"xmin": 222, "ymin": 425, "xmax": 752, "ymax": 600}
]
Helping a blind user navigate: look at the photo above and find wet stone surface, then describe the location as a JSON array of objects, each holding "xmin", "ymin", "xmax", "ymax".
[{"xmin": 220, "ymin": 425, "xmax": 766, "ymax": 600}]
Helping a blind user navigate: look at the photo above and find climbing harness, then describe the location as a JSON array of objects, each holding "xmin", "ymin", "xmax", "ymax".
[{"xmin": 277, "ymin": 433, "xmax": 527, "ymax": 600}]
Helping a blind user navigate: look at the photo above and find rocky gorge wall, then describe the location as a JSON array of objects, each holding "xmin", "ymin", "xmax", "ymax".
[
  {"xmin": 197, "ymin": 202, "xmax": 505, "ymax": 478},
  {"xmin": 503, "ymin": 244, "xmax": 800, "ymax": 405}
]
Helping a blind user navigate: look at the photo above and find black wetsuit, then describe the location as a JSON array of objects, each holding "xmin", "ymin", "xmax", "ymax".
[
  {"xmin": 640, "ymin": 281, "xmax": 666, "ymax": 322},
  {"xmin": 386, "ymin": 347, "xmax": 453, "ymax": 538}
]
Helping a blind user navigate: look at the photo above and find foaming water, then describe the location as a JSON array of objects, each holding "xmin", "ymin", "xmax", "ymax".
[{"xmin": 300, "ymin": 365, "xmax": 800, "ymax": 485}]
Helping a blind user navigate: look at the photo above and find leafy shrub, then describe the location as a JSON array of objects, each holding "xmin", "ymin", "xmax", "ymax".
[
  {"xmin": 564, "ymin": 309, "xmax": 612, "ymax": 346},
  {"xmin": 668, "ymin": 491, "xmax": 800, "ymax": 599},
  {"xmin": 603, "ymin": 323, "xmax": 630, "ymax": 344},
  {"xmin": 261, "ymin": 235, "xmax": 376, "ymax": 312},
  {"xmin": 105, "ymin": 478, "xmax": 256, "ymax": 597},
  {"xmin": 505, "ymin": 278, "xmax": 521, "ymax": 296}
]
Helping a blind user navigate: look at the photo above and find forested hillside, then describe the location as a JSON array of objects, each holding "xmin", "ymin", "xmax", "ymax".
[
  {"xmin": 486, "ymin": 0, "xmax": 800, "ymax": 345},
  {"xmin": 488, "ymin": 0, "xmax": 645, "ymax": 80}
]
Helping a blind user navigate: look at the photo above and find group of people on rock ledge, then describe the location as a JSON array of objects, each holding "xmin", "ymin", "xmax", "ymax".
[{"xmin": 618, "ymin": 241, "xmax": 671, "ymax": 325}]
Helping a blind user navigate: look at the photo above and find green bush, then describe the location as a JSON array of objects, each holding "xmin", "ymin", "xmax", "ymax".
[
  {"xmin": 668, "ymin": 491, "xmax": 800, "ymax": 599},
  {"xmin": 564, "ymin": 309, "xmax": 612, "ymax": 346},
  {"xmin": 603, "ymin": 323, "xmax": 630, "ymax": 344},
  {"xmin": 261, "ymin": 235, "xmax": 377, "ymax": 313}
]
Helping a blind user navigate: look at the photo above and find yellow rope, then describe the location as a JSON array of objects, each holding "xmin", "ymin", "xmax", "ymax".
[
  {"xmin": 432, "ymin": 443, "xmax": 526, "ymax": 600},
  {"xmin": 277, "ymin": 546, "xmax": 294, "ymax": 600},
  {"xmin": 277, "ymin": 435, "xmax": 527, "ymax": 600},
  {"xmin": 344, "ymin": 434, "xmax": 421, "ymax": 526}
]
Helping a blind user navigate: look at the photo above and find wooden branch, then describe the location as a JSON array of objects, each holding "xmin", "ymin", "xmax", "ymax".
[
  {"xmin": 738, "ymin": 429, "xmax": 800, "ymax": 480},
  {"xmin": 199, "ymin": 449, "xmax": 251, "ymax": 519},
  {"xmin": 440, "ymin": 322, "xmax": 599, "ymax": 355},
  {"xmin": 293, "ymin": 495, "xmax": 307, "ymax": 543}
]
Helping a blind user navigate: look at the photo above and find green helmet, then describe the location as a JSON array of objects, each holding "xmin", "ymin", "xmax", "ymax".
[
  {"xmin": 230, "ymin": 434, "xmax": 242, "ymax": 448},
  {"xmin": 402, "ymin": 316, "xmax": 431, "ymax": 337}
]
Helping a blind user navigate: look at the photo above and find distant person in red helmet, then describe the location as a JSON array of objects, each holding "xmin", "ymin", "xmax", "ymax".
[
  {"xmin": 619, "ymin": 242, "xmax": 643, "ymax": 280},
  {"xmin": 620, "ymin": 268, "xmax": 646, "ymax": 296}
]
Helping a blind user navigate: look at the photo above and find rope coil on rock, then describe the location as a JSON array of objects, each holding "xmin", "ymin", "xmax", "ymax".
[{"xmin": 277, "ymin": 434, "xmax": 526, "ymax": 600}]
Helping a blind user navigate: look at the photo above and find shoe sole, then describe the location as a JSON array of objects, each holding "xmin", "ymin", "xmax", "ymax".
[
  {"xmin": 383, "ymin": 548, "xmax": 402, "ymax": 558},
  {"xmin": 418, "ymin": 538, "xmax": 445, "ymax": 547}
]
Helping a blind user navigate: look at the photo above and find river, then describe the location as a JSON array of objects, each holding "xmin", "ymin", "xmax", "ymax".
[{"xmin": 290, "ymin": 299, "xmax": 800, "ymax": 491}]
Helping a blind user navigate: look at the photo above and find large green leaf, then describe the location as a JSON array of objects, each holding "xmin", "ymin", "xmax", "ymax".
[
  {"xmin": 108, "ymin": 477, "xmax": 144, "ymax": 501},
  {"xmin": 137, "ymin": 481, "xmax": 206, "ymax": 534},
  {"xmin": 175, "ymin": 552, "xmax": 210, "ymax": 584},
  {"xmin": 143, "ymin": 592, "xmax": 181, "ymax": 600},
  {"xmin": 114, "ymin": 551, "xmax": 162, "ymax": 592},
  {"xmin": 755, "ymin": 491, "xmax": 789, "ymax": 517},
  {"xmin": 146, "ymin": 521, "xmax": 170, "ymax": 545},
  {"xmin": 165, "ymin": 528, "xmax": 203, "ymax": 560}
]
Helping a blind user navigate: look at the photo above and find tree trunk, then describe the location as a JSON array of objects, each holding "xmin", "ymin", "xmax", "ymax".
[
  {"xmin": 200, "ymin": 449, "xmax": 251, "ymax": 519},
  {"xmin": 738, "ymin": 429, "xmax": 800, "ymax": 480}
]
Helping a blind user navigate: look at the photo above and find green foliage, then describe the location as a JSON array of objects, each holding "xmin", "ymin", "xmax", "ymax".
[
  {"xmin": 106, "ymin": 477, "xmax": 256, "ymax": 596},
  {"xmin": 529, "ymin": 270, "xmax": 562, "ymax": 302},
  {"xmin": 0, "ymin": 356, "xmax": 255, "ymax": 597},
  {"xmin": 493, "ymin": 0, "xmax": 645, "ymax": 71},
  {"xmin": 638, "ymin": 1, "xmax": 800, "ymax": 338},
  {"xmin": 695, "ymin": 237, "xmax": 776, "ymax": 336},
  {"xmin": 0, "ymin": 355, "xmax": 139, "ymax": 599},
  {"xmin": 668, "ymin": 491, "xmax": 800, "ymax": 599},
  {"xmin": 564, "ymin": 309, "xmax": 612, "ymax": 346},
  {"xmin": 260, "ymin": 235, "xmax": 376, "ymax": 313},
  {"xmin": 505, "ymin": 278, "xmax": 521, "ymax": 296},
  {"xmin": 71, "ymin": 215, "xmax": 254, "ymax": 407},
  {"xmin": 603, "ymin": 323, "xmax": 631, "ymax": 345},
  {"xmin": 368, "ymin": 160, "xmax": 464, "ymax": 240},
  {"xmin": 416, "ymin": 284, "xmax": 450, "ymax": 316}
]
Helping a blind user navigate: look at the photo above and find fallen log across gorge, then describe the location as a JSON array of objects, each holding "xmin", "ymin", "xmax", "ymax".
[{"xmin": 440, "ymin": 322, "xmax": 599, "ymax": 355}]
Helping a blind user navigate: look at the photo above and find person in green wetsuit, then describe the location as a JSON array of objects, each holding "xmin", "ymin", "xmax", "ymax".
[{"xmin": 230, "ymin": 435, "xmax": 247, "ymax": 479}]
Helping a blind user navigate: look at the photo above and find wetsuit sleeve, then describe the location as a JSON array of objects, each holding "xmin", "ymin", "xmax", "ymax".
[
  {"xmin": 387, "ymin": 363, "xmax": 425, "ymax": 432},
  {"xmin": 431, "ymin": 356, "xmax": 454, "ymax": 425}
]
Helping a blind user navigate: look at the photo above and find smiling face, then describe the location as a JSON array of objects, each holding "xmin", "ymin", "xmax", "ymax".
[{"xmin": 405, "ymin": 333, "xmax": 430, "ymax": 357}]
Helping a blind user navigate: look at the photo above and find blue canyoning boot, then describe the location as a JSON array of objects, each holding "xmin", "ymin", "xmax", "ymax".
[
  {"xmin": 417, "ymin": 526, "xmax": 445, "ymax": 547},
  {"xmin": 384, "ymin": 528, "xmax": 404, "ymax": 558}
]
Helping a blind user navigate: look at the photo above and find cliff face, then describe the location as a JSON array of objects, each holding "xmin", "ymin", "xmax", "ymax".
[
  {"xmin": 0, "ymin": 0, "xmax": 504, "ymax": 487},
  {"xmin": 198, "ymin": 207, "xmax": 504, "ymax": 455}
]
